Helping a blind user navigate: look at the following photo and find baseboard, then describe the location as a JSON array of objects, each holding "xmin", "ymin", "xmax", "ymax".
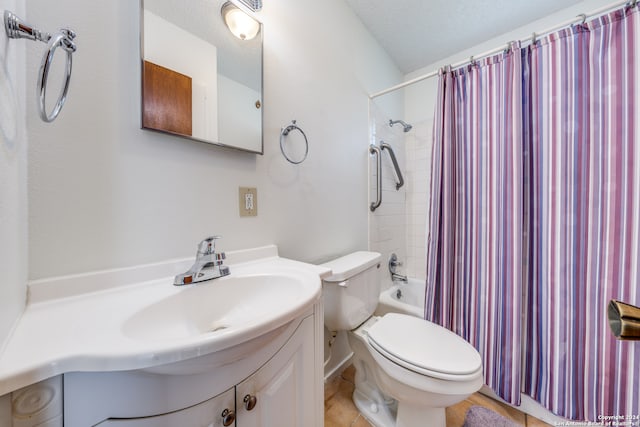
[{"xmin": 324, "ymin": 353, "xmax": 353, "ymax": 382}]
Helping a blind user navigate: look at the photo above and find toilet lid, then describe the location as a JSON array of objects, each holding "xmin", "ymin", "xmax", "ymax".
[{"xmin": 367, "ymin": 313, "xmax": 482, "ymax": 379}]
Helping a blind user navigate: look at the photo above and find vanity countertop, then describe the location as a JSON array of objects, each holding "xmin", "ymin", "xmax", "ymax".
[{"xmin": 0, "ymin": 245, "xmax": 331, "ymax": 396}]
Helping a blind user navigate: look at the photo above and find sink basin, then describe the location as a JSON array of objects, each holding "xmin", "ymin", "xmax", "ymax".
[
  {"xmin": 0, "ymin": 246, "xmax": 328, "ymax": 395},
  {"xmin": 123, "ymin": 273, "xmax": 312, "ymax": 342}
]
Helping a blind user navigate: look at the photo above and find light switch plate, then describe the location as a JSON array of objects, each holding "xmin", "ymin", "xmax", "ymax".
[{"xmin": 239, "ymin": 187, "xmax": 258, "ymax": 217}]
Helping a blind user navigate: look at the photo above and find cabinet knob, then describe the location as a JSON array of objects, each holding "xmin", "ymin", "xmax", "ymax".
[
  {"xmin": 221, "ymin": 408, "xmax": 236, "ymax": 426},
  {"xmin": 243, "ymin": 394, "xmax": 257, "ymax": 411}
]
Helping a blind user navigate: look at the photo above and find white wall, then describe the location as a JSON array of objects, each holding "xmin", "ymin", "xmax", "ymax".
[
  {"xmin": 0, "ymin": 0, "xmax": 27, "ymax": 350},
  {"xmin": 24, "ymin": 0, "xmax": 402, "ymax": 280}
]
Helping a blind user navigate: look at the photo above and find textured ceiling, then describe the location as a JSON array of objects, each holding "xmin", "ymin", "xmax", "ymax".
[{"xmin": 344, "ymin": 0, "xmax": 581, "ymax": 74}]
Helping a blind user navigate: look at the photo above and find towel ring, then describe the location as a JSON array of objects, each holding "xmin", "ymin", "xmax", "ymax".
[
  {"xmin": 4, "ymin": 11, "xmax": 77, "ymax": 123},
  {"xmin": 38, "ymin": 29, "xmax": 76, "ymax": 122},
  {"xmin": 280, "ymin": 120, "xmax": 308, "ymax": 164}
]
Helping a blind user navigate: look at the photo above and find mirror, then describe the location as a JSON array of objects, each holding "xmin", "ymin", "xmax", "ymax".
[{"xmin": 141, "ymin": 0, "xmax": 263, "ymax": 153}]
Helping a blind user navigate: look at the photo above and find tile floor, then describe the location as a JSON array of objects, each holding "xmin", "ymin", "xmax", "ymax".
[{"xmin": 324, "ymin": 365, "xmax": 551, "ymax": 427}]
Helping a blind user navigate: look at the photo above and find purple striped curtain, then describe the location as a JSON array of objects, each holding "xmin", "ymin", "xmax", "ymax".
[
  {"xmin": 425, "ymin": 42, "xmax": 524, "ymax": 405},
  {"xmin": 524, "ymin": 7, "xmax": 640, "ymax": 421},
  {"xmin": 427, "ymin": 5, "xmax": 640, "ymax": 422}
]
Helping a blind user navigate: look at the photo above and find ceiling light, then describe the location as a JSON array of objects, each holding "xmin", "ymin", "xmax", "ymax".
[
  {"xmin": 221, "ymin": 2, "xmax": 260, "ymax": 41},
  {"xmin": 237, "ymin": 0, "xmax": 262, "ymax": 12}
]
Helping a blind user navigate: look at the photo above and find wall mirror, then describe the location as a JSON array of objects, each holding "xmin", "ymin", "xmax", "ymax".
[{"xmin": 140, "ymin": 0, "xmax": 263, "ymax": 153}]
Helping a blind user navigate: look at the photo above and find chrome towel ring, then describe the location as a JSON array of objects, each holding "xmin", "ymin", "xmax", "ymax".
[
  {"xmin": 280, "ymin": 120, "xmax": 308, "ymax": 164},
  {"xmin": 4, "ymin": 11, "xmax": 77, "ymax": 123}
]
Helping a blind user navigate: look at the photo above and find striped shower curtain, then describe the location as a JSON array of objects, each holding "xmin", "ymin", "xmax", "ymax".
[
  {"xmin": 425, "ymin": 42, "xmax": 524, "ymax": 406},
  {"xmin": 524, "ymin": 7, "xmax": 640, "ymax": 421},
  {"xmin": 426, "ymin": 5, "xmax": 640, "ymax": 421}
]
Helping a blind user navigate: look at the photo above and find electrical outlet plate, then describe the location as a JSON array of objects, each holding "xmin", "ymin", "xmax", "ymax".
[{"xmin": 239, "ymin": 187, "xmax": 258, "ymax": 217}]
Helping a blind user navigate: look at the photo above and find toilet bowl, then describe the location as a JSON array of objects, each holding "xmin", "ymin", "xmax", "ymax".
[{"xmin": 322, "ymin": 252, "xmax": 483, "ymax": 427}]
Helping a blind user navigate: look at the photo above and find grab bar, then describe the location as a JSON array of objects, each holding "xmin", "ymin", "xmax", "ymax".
[
  {"xmin": 380, "ymin": 142, "xmax": 404, "ymax": 190},
  {"xmin": 370, "ymin": 144, "xmax": 382, "ymax": 212}
]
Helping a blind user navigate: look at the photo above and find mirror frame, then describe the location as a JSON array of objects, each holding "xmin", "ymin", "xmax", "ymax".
[{"xmin": 139, "ymin": 0, "xmax": 264, "ymax": 154}]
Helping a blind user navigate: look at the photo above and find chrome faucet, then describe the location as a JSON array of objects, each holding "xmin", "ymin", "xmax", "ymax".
[
  {"xmin": 388, "ymin": 253, "xmax": 408, "ymax": 283},
  {"xmin": 174, "ymin": 236, "xmax": 230, "ymax": 286}
]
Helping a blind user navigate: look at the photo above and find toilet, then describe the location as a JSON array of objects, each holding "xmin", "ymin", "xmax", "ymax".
[{"xmin": 322, "ymin": 251, "xmax": 483, "ymax": 427}]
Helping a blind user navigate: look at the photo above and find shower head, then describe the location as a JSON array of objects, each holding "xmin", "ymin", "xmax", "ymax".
[{"xmin": 389, "ymin": 119, "xmax": 412, "ymax": 132}]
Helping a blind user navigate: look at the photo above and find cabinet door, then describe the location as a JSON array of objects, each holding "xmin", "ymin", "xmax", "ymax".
[
  {"xmin": 95, "ymin": 387, "xmax": 235, "ymax": 427},
  {"xmin": 236, "ymin": 316, "xmax": 316, "ymax": 427}
]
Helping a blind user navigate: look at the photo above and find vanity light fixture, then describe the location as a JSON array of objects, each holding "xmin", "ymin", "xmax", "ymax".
[{"xmin": 221, "ymin": 1, "xmax": 260, "ymax": 41}]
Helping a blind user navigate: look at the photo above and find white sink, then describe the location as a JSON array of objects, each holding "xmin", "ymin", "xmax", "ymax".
[
  {"xmin": 0, "ymin": 246, "xmax": 329, "ymax": 395},
  {"xmin": 123, "ymin": 273, "xmax": 313, "ymax": 342}
]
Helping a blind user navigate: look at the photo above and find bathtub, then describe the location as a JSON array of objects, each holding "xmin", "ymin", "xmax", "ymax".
[{"xmin": 376, "ymin": 278, "xmax": 425, "ymax": 318}]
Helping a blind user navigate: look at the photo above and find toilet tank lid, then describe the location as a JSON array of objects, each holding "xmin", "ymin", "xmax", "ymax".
[{"xmin": 321, "ymin": 251, "xmax": 381, "ymax": 282}]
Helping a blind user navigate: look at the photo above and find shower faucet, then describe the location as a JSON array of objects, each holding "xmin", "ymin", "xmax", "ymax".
[
  {"xmin": 389, "ymin": 119, "xmax": 413, "ymax": 132},
  {"xmin": 388, "ymin": 253, "xmax": 408, "ymax": 283}
]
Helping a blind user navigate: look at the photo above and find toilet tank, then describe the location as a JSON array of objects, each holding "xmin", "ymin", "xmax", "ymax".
[{"xmin": 321, "ymin": 251, "xmax": 382, "ymax": 331}]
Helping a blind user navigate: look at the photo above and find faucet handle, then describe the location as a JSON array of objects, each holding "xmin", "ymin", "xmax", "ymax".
[
  {"xmin": 197, "ymin": 236, "xmax": 222, "ymax": 256},
  {"xmin": 388, "ymin": 253, "xmax": 402, "ymax": 271}
]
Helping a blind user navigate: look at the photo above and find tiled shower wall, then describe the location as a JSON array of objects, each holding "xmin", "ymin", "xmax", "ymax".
[
  {"xmin": 404, "ymin": 116, "xmax": 432, "ymax": 281},
  {"xmin": 368, "ymin": 101, "xmax": 433, "ymax": 284},
  {"xmin": 369, "ymin": 103, "xmax": 406, "ymax": 288}
]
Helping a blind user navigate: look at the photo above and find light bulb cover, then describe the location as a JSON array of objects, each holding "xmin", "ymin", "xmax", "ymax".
[{"xmin": 222, "ymin": 2, "xmax": 260, "ymax": 40}]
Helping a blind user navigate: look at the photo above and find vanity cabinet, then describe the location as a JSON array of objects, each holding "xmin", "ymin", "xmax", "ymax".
[
  {"xmin": 235, "ymin": 312, "xmax": 315, "ymax": 427},
  {"xmin": 0, "ymin": 248, "xmax": 326, "ymax": 427},
  {"xmin": 63, "ymin": 311, "xmax": 321, "ymax": 427},
  {"xmin": 5, "ymin": 375, "xmax": 64, "ymax": 427},
  {"xmin": 93, "ymin": 313, "xmax": 315, "ymax": 427},
  {"xmin": 95, "ymin": 388, "xmax": 236, "ymax": 426}
]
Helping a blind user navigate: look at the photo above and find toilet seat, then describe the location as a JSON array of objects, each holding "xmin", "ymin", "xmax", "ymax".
[{"xmin": 367, "ymin": 313, "xmax": 482, "ymax": 381}]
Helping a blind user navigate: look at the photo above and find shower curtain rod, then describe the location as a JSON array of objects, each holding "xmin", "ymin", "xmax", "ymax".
[{"xmin": 369, "ymin": 0, "xmax": 635, "ymax": 99}]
